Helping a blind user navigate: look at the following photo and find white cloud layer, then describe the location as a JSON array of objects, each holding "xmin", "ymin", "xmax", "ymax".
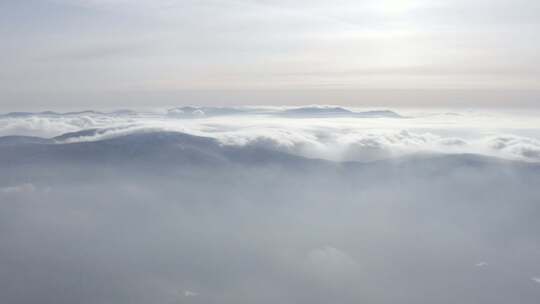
[{"xmin": 1, "ymin": 107, "xmax": 540, "ymax": 162}]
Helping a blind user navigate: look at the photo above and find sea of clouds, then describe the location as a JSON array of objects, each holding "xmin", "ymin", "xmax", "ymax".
[{"xmin": 1, "ymin": 106, "xmax": 539, "ymax": 162}]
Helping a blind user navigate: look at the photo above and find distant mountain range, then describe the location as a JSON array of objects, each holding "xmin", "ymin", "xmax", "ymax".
[
  {"xmin": 279, "ymin": 107, "xmax": 401, "ymax": 118},
  {"xmin": 0, "ymin": 130, "xmax": 534, "ymax": 172},
  {"xmin": 1, "ymin": 110, "xmax": 139, "ymax": 117},
  {"xmin": 1, "ymin": 106, "xmax": 403, "ymax": 119}
]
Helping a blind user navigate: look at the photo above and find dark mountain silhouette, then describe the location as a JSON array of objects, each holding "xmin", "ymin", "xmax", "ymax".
[{"xmin": 279, "ymin": 107, "xmax": 402, "ymax": 118}]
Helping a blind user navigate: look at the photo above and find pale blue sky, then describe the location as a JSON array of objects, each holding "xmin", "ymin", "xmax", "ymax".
[{"xmin": 1, "ymin": 0, "xmax": 540, "ymax": 110}]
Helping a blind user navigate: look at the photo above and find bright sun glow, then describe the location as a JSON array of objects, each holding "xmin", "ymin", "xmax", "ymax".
[{"xmin": 372, "ymin": 0, "xmax": 422, "ymax": 15}]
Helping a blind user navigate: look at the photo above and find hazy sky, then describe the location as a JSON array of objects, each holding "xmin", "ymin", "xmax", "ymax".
[{"xmin": 1, "ymin": 0, "xmax": 540, "ymax": 110}]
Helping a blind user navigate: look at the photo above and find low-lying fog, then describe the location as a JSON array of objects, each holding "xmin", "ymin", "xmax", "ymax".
[
  {"xmin": 1, "ymin": 106, "xmax": 540, "ymax": 162},
  {"xmin": 1, "ymin": 107, "xmax": 540, "ymax": 303}
]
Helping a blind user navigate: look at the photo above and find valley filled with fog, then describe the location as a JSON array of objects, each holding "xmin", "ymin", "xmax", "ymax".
[{"xmin": 1, "ymin": 107, "xmax": 540, "ymax": 303}]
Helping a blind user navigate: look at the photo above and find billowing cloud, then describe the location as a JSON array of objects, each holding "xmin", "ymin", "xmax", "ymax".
[
  {"xmin": 1, "ymin": 107, "xmax": 540, "ymax": 162},
  {"xmin": 485, "ymin": 136, "xmax": 540, "ymax": 160}
]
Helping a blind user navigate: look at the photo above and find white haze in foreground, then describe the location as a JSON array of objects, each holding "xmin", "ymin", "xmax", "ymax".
[
  {"xmin": 1, "ymin": 131, "xmax": 540, "ymax": 304},
  {"xmin": 1, "ymin": 106, "xmax": 539, "ymax": 162}
]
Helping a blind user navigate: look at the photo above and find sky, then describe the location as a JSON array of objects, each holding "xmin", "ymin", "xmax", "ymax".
[{"xmin": 1, "ymin": 0, "xmax": 540, "ymax": 110}]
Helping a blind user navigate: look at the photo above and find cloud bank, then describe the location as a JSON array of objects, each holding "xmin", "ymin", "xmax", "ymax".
[{"xmin": 1, "ymin": 106, "xmax": 540, "ymax": 162}]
